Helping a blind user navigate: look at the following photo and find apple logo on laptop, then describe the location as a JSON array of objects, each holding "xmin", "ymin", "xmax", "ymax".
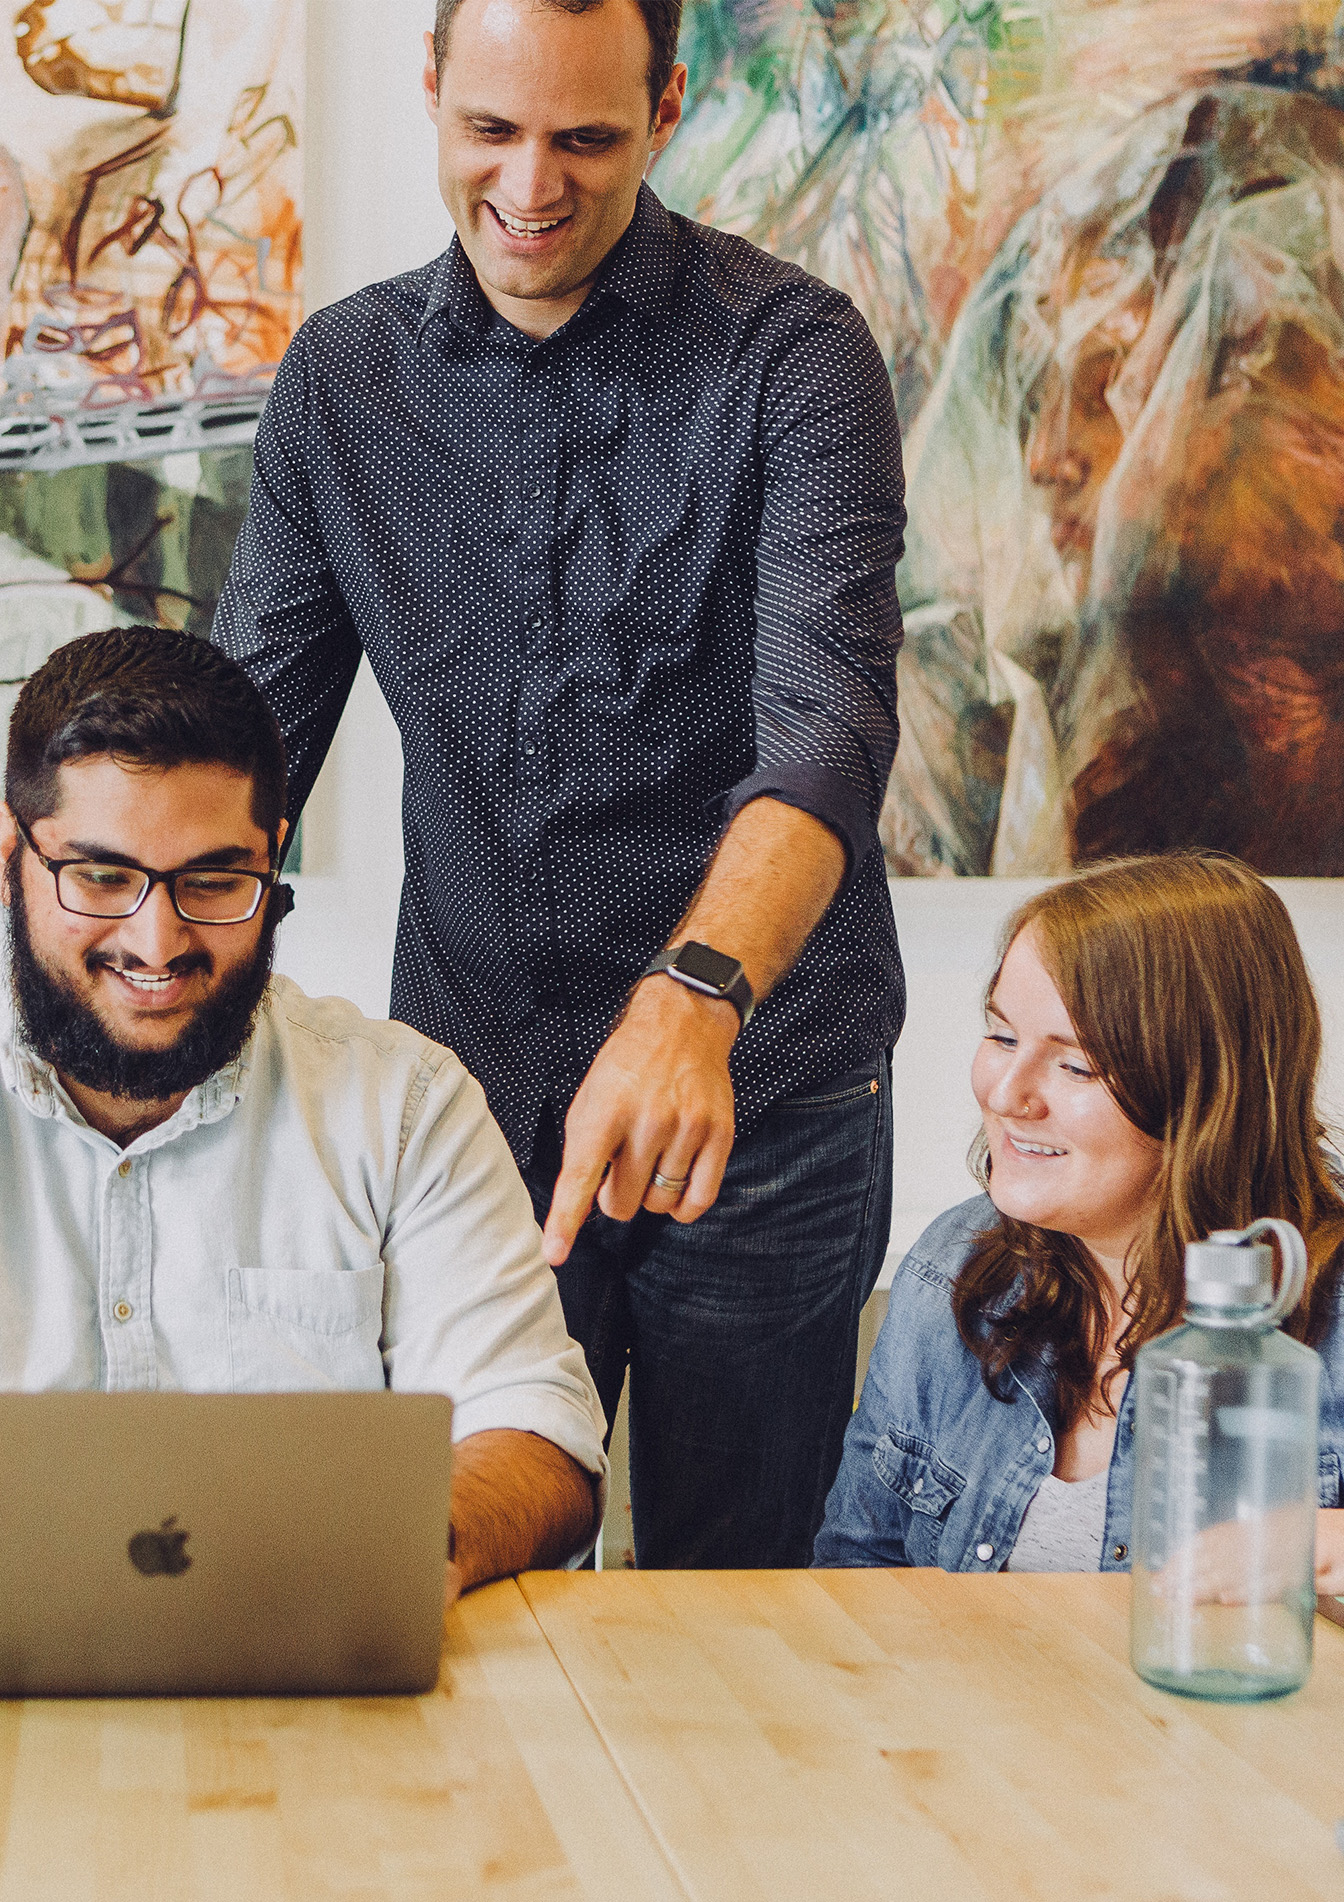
[{"xmin": 127, "ymin": 1517, "xmax": 192, "ymax": 1577}]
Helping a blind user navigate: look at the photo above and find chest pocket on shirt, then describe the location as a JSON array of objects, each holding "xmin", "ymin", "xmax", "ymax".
[
  {"xmin": 872, "ymin": 1427, "xmax": 966, "ymax": 1566},
  {"xmin": 1319, "ymin": 1450, "xmax": 1341, "ymax": 1508},
  {"xmin": 226, "ymin": 1265, "xmax": 386, "ymax": 1393}
]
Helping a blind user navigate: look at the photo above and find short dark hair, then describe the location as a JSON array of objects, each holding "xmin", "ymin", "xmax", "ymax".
[
  {"xmin": 6, "ymin": 627, "xmax": 288, "ymax": 847},
  {"xmin": 433, "ymin": 0, "xmax": 682, "ymax": 115}
]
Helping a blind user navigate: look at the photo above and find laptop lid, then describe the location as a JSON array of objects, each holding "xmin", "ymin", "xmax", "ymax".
[{"xmin": 0, "ymin": 1391, "xmax": 454, "ymax": 1697}]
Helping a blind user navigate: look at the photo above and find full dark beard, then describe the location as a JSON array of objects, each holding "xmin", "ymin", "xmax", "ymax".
[{"xmin": 8, "ymin": 874, "xmax": 280, "ymax": 1103}]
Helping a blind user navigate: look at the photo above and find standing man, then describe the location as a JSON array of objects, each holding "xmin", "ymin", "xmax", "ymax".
[{"xmin": 215, "ymin": 0, "xmax": 906, "ymax": 1566}]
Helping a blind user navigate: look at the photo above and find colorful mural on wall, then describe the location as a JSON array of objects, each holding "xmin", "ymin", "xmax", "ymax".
[
  {"xmin": 657, "ymin": 0, "xmax": 1344, "ymax": 874},
  {"xmin": 0, "ymin": 0, "xmax": 302, "ymax": 733}
]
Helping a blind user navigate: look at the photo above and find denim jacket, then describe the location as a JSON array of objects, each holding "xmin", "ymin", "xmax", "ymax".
[{"xmin": 815, "ymin": 1195, "xmax": 1344, "ymax": 1573}]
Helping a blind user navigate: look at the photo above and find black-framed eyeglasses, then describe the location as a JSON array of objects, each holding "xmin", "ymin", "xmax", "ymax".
[{"xmin": 14, "ymin": 817, "xmax": 286, "ymax": 926}]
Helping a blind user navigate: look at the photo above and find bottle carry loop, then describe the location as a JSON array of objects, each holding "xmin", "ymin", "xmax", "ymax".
[{"xmin": 1183, "ymin": 1218, "xmax": 1308, "ymax": 1328}]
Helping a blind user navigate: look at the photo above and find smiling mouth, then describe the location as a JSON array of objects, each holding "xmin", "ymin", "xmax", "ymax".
[
  {"xmin": 116, "ymin": 971, "xmax": 177, "ymax": 994},
  {"xmin": 1008, "ymin": 1136, "xmax": 1068, "ymax": 1157},
  {"xmin": 488, "ymin": 204, "xmax": 569, "ymax": 239},
  {"xmin": 91, "ymin": 959, "xmax": 207, "ymax": 1006}
]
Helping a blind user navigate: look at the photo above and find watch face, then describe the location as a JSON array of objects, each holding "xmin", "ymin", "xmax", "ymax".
[{"xmin": 675, "ymin": 941, "xmax": 741, "ymax": 991}]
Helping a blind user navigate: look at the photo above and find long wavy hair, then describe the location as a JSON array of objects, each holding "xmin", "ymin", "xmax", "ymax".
[{"xmin": 952, "ymin": 854, "xmax": 1344, "ymax": 1429}]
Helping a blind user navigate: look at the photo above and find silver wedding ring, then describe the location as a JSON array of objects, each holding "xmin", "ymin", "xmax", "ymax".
[{"xmin": 652, "ymin": 1170, "xmax": 690, "ymax": 1193}]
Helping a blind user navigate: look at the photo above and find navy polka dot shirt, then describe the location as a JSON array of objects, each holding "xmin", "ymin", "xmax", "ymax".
[{"xmin": 214, "ymin": 184, "xmax": 907, "ymax": 1165}]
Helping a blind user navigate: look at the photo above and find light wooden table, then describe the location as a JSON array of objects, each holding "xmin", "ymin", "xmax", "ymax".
[
  {"xmin": 1, "ymin": 1572, "xmax": 1340, "ymax": 1900},
  {"xmin": 523, "ymin": 1570, "xmax": 1344, "ymax": 1901},
  {"xmin": 0, "ymin": 1577, "xmax": 682, "ymax": 1902}
]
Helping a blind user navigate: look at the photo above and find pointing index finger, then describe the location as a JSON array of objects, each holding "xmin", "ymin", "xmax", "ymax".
[{"xmin": 542, "ymin": 1135, "xmax": 616, "ymax": 1267}]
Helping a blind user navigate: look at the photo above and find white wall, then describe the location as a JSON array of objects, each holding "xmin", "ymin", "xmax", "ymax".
[
  {"xmin": 276, "ymin": 0, "xmax": 1344, "ymax": 1282},
  {"xmin": 271, "ymin": 0, "xmax": 444, "ymax": 1011}
]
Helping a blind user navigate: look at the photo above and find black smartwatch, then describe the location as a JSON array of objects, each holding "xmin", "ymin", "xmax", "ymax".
[{"xmin": 642, "ymin": 941, "xmax": 755, "ymax": 1028}]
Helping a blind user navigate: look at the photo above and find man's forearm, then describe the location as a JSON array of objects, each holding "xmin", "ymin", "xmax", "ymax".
[
  {"xmin": 667, "ymin": 796, "xmax": 848, "ymax": 1003},
  {"xmin": 450, "ymin": 1429, "xmax": 600, "ymax": 1593}
]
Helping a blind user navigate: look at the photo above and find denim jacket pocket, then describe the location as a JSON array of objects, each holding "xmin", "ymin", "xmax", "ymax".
[
  {"xmin": 227, "ymin": 1264, "xmax": 386, "ymax": 1392},
  {"xmin": 1319, "ymin": 1449, "xmax": 1341, "ymax": 1508},
  {"xmin": 872, "ymin": 1427, "xmax": 966, "ymax": 1520}
]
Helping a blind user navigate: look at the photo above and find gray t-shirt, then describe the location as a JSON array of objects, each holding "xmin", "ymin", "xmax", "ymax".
[{"xmin": 1006, "ymin": 1466, "xmax": 1109, "ymax": 1572}]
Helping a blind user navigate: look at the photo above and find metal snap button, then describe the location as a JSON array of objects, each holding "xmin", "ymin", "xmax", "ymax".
[
  {"xmin": 1113, "ymin": 1542, "xmax": 1128, "ymax": 1562},
  {"xmin": 1036, "ymin": 1437, "xmax": 1050, "ymax": 1454},
  {"xmin": 118, "ymin": 1159, "xmax": 131, "ymax": 1178},
  {"xmin": 113, "ymin": 1301, "xmax": 133, "ymax": 1323},
  {"xmin": 975, "ymin": 1542, "xmax": 994, "ymax": 1562}
]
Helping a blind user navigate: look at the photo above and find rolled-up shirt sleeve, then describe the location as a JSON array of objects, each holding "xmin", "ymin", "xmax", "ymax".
[
  {"xmin": 724, "ymin": 297, "xmax": 906, "ymax": 884},
  {"xmin": 213, "ymin": 334, "xmax": 364, "ymax": 832},
  {"xmin": 379, "ymin": 1051, "xmax": 609, "ymax": 1503}
]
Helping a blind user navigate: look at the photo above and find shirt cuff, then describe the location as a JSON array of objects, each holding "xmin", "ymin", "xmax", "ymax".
[
  {"xmin": 450, "ymin": 1391, "xmax": 610, "ymax": 1502},
  {"xmin": 721, "ymin": 763, "xmax": 878, "ymax": 889}
]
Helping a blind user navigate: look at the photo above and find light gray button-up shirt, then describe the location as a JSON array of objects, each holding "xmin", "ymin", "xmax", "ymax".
[{"xmin": 0, "ymin": 973, "xmax": 607, "ymax": 1486}]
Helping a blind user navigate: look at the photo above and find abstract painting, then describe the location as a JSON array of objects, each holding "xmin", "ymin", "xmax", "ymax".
[
  {"xmin": 657, "ymin": 1, "xmax": 1344, "ymax": 874},
  {"xmin": 0, "ymin": 0, "xmax": 302, "ymax": 737}
]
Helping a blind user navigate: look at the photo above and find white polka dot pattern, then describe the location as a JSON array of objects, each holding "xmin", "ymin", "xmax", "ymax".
[{"xmin": 214, "ymin": 184, "xmax": 908, "ymax": 1164}]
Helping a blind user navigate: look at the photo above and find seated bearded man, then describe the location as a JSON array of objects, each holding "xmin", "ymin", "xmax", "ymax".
[{"xmin": 0, "ymin": 626, "xmax": 607, "ymax": 1598}]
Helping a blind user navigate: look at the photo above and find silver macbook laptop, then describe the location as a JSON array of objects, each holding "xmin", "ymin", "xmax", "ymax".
[{"xmin": 0, "ymin": 1391, "xmax": 454, "ymax": 1697}]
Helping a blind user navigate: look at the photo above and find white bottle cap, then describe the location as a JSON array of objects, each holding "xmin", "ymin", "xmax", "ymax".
[
  {"xmin": 1184, "ymin": 1234, "xmax": 1275, "ymax": 1311},
  {"xmin": 1183, "ymin": 1220, "xmax": 1307, "ymax": 1326}
]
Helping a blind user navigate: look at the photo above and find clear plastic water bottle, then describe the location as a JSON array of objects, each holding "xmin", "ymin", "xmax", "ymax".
[{"xmin": 1130, "ymin": 1219, "xmax": 1320, "ymax": 1701}]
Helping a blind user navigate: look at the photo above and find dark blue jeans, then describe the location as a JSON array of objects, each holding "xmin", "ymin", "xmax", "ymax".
[{"xmin": 523, "ymin": 1052, "xmax": 894, "ymax": 1568}]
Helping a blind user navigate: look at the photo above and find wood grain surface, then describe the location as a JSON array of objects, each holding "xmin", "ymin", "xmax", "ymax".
[
  {"xmin": 519, "ymin": 1568, "xmax": 1344, "ymax": 1902},
  {"xmin": 0, "ymin": 1579, "xmax": 681, "ymax": 1902},
  {"xmin": 2, "ymin": 1569, "xmax": 1339, "ymax": 1899}
]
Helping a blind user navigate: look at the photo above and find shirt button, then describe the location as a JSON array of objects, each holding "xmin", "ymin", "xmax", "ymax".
[
  {"xmin": 523, "ymin": 742, "xmax": 538, "ymax": 758},
  {"xmin": 529, "ymin": 618, "xmax": 543, "ymax": 632},
  {"xmin": 529, "ymin": 483, "xmax": 542, "ymax": 499},
  {"xmin": 975, "ymin": 1542, "xmax": 994, "ymax": 1563},
  {"xmin": 113, "ymin": 1301, "xmax": 133, "ymax": 1323},
  {"xmin": 1036, "ymin": 1437, "xmax": 1050, "ymax": 1454},
  {"xmin": 1113, "ymin": 1542, "xmax": 1128, "ymax": 1563},
  {"xmin": 118, "ymin": 1159, "xmax": 132, "ymax": 1178},
  {"xmin": 911, "ymin": 1477, "xmax": 924, "ymax": 1494}
]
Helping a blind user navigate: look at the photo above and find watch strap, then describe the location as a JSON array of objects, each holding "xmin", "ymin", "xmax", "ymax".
[{"xmin": 642, "ymin": 942, "xmax": 755, "ymax": 1028}]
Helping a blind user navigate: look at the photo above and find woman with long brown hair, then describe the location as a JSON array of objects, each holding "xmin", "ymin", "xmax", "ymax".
[{"xmin": 815, "ymin": 853, "xmax": 1344, "ymax": 1582}]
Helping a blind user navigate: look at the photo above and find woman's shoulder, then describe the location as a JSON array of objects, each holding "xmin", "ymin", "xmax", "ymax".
[
  {"xmin": 1311, "ymin": 1272, "xmax": 1344, "ymax": 1360},
  {"xmin": 864, "ymin": 1195, "xmax": 1003, "ymax": 1412},
  {"xmin": 895, "ymin": 1194, "xmax": 1002, "ymax": 1298}
]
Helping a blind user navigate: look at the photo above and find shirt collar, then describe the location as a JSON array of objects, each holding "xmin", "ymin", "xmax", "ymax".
[
  {"xmin": 419, "ymin": 181, "xmax": 678, "ymax": 342},
  {"xmin": 589, "ymin": 182, "xmax": 678, "ymax": 321},
  {"xmin": 0, "ymin": 983, "xmax": 261, "ymax": 1154}
]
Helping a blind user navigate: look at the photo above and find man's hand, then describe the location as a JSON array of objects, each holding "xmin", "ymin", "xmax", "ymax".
[
  {"xmin": 541, "ymin": 797, "xmax": 847, "ymax": 1268},
  {"xmin": 542, "ymin": 977, "xmax": 738, "ymax": 1267}
]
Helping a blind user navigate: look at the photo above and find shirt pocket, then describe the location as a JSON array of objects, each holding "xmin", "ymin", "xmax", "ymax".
[
  {"xmin": 1319, "ymin": 1449, "xmax": 1341, "ymax": 1508},
  {"xmin": 226, "ymin": 1265, "xmax": 386, "ymax": 1393},
  {"xmin": 871, "ymin": 1427, "xmax": 966, "ymax": 1567}
]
